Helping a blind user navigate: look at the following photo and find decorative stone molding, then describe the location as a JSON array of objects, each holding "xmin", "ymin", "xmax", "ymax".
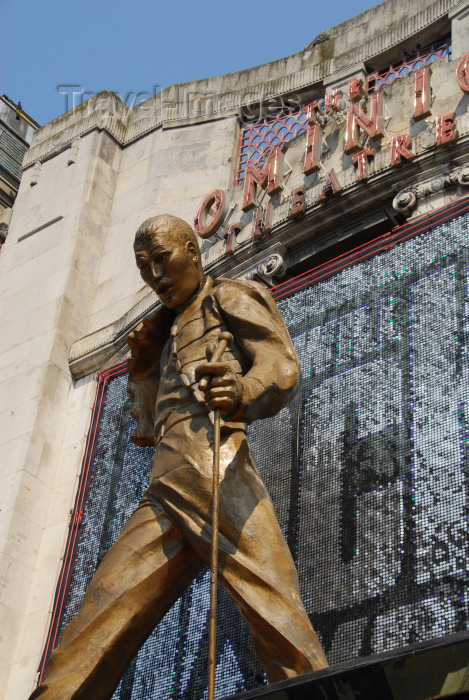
[
  {"xmin": 336, "ymin": 0, "xmax": 457, "ymax": 72},
  {"xmin": 0, "ymin": 222, "xmax": 9, "ymax": 249},
  {"xmin": 67, "ymin": 137, "xmax": 80, "ymax": 165},
  {"xmin": 30, "ymin": 161, "xmax": 41, "ymax": 186},
  {"xmin": 0, "ymin": 206, "xmax": 12, "ymax": 245},
  {"xmin": 256, "ymin": 252, "xmax": 288, "ymax": 286},
  {"xmin": 69, "ymin": 291, "xmax": 159, "ymax": 379},
  {"xmin": 23, "ymin": 109, "xmax": 128, "ymax": 169},
  {"xmin": 212, "ymin": 246, "xmax": 288, "ymax": 288},
  {"xmin": 0, "ymin": 201, "xmax": 12, "ymax": 251},
  {"xmin": 393, "ymin": 163, "xmax": 469, "ymax": 215}
]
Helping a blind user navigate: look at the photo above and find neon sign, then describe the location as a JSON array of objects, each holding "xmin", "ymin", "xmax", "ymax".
[{"xmin": 194, "ymin": 51, "xmax": 469, "ymax": 255}]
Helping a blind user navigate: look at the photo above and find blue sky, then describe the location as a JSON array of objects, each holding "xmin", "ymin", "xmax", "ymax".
[{"xmin": 2, "ymin": 0, "xmax": 379, "ymax": 126}]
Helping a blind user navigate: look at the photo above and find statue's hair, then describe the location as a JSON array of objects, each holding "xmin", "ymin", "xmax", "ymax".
[{"xmin": 134, "ymin": 214, "xmax": 200, "ymax": 262}]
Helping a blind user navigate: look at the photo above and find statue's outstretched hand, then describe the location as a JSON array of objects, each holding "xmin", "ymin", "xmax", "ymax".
[{"xmin": 195, "ymin": 362, "xmax": 243, "ymax": 417}]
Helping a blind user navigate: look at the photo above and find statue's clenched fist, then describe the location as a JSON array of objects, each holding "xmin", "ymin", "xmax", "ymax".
[{"xmin": 195, "ymin": 362, "xmax": 243, "ymax": 416}]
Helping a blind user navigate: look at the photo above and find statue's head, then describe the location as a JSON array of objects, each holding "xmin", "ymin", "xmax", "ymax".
[{"xmin": 134, "ymin": 214, "xmax": 204, "ymax": 313}]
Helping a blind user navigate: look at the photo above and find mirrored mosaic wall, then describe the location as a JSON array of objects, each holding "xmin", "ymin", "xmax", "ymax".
[{"xmin": 58, "ymin": 210, "xmax": 469, "ymax": 699}]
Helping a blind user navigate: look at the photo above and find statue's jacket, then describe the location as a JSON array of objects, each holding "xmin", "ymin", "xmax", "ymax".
[{"xmin": 127, "ymin": 276, "xmax": 300, "ymax": 448}]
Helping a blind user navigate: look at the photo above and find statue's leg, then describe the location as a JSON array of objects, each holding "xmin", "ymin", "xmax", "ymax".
[
  {"xmin": 217, "ymin": 482, "xmax": 329, "ymax": 682},
  {"xmin": 155, "ymin": 425, "xmax": 328, "ymax": 684},
  {"xmin": 30, "ymin": 495, "xmax": 203, "ymax": 700}
]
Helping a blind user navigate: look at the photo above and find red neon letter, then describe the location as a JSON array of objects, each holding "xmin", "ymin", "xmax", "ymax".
[
  {"xmin": 306, "ymin": 100, "xmax": 320, "ymax": 125},
  {"xmin": 224, "ymin": 221, "xmax": 240, "ymax": 256},
  {"xmin": 288, "ymin": 187, "xmax": 306, "ymax": 218},
  {"xmin": 390, "ymin": 134, "xmax": 413, "ymax": 166},
  {"xmin": 345, "ymin": 93, "xmax": 383, "ymax": 153},
  {"xmin": 352, "ymin": 147, "xmax": 374, "ymax": 180},
  {"xmin": 414, "ymin": 67, "xmax": 431, "ymax": 120},
  {"xmin": 251, "ymin": 203, "xmax": 272, "ymax": 239},
  {"xmin": 304, "ymin": 124, "xmax": 321, "ymax": 175},
  {"xmin": 194, "ymin": 189, "xmax": 227, "ymax": 238},
  {"xmin": 319, "ymin": 169, "xmax": 342, "ymax": 201},
  {"xmin": 456, "ymin": 50, "xmax": 469, "ymax": 93},
  {"xmin": 325, "ymin": 89, "xmax": 341, "ymax": 113},
  {"xmin": 435, "ymin": 112, "xmax": 457, "ymax": 146},
  {"xmin": 348, "ymin": 77, "xmax": 362, "ymax": 100},
  {"xmin": 241, "ymin": 146, "xmax": 285, "ymax": 212}
]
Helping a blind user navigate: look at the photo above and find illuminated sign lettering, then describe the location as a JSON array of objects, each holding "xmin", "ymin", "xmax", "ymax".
[
  {"xmin": 319, "ymin": 169, "xmax": 343, "ymax": 200},
  {"xmin": 435, "ymin": 112, "xmax": 457, "ymax": 146},
  {"xmin": 456, "ymin": 50, "xmax": 469, "ymax": 93},
  {"xmin": 194, "ymin": 188, "xmax": 227, "ymax": 238},
  {"xmin": 288, "ymin": 186, "xmax": 306, "ymax": 219},
  {"xmin": 413, "ymin": 67, "xmax": 431, "ymax": 120},
  {"xmin": 352, "ymin": 147, "xmax": 374, "ymax": 180},
  {"xmin": 345, "ymin": 93, "xmax": 383, "ymax": 154},
  {"xmin": 303, "ymin": 123, "xmax": 321, "ymax": 175},
  {"xmin": 194, "ymin": 54, "xmax": 467, "ymax": 247},
  {"xmin": 241, "ymin": 146, "xmax": 285, "ymax": 212},
  {"xmin": 252, "ymin": 202, "xmax": 272, "ymax": 238},
  {"xmin": 390, "ymin": 133, "xmax": 414, "ymax": 166},
  {"xmin": 223, "ymin": 221, "xmax": 240, "ymax": 256}
]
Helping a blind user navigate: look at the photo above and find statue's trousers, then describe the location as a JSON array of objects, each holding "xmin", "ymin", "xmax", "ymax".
[{"xmin": 31, "ymin": 416, "xmax": 327, "ymax": 700}]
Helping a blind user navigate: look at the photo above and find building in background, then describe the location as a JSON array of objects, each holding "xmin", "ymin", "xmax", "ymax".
[
  {"xmin": 0, "ymin": 95, "xmax": 39, "ymax": 249},
  {"xmin": 1, "ymin": 0, "xmax": 469, "ymax": 697}
]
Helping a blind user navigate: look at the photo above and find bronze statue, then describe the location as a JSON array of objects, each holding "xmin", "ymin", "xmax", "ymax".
[{"xmin": 31, "ymin": 215, "xmax": 328, "ymax": 700}]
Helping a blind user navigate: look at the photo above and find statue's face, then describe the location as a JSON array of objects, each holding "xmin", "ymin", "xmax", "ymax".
[{"xmin": 135, "ymin": 232, "xmax": 203, "ymax": 313}]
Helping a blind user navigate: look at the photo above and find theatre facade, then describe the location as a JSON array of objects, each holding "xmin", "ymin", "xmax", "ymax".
[{"xmin": 2, "ymin": 0, "xmax": 469, "ymax": 697}]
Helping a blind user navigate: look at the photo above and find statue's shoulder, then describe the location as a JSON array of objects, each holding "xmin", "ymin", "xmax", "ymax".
[
  {"xmin": 211, "ymin": 276, "xmax": 272, "ymax": 306},
  {"xmin": 210, "ymin": 276, "xmax": 292, "ymax": 348}
]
